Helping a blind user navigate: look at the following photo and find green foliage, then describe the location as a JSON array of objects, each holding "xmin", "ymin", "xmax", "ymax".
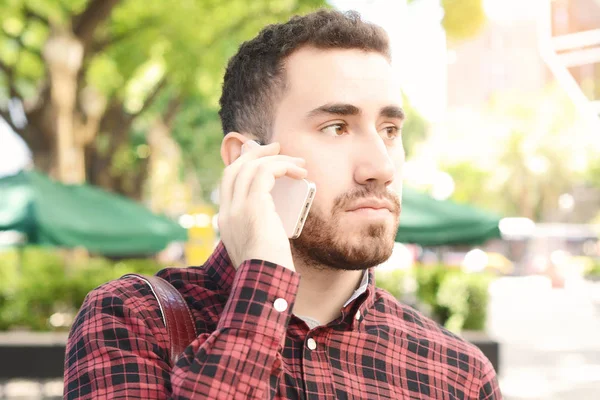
[
  {"xmin": 1, "ymin": 0, "xmax": 326, "ymax": 198},
  {"xmin": 1, "ymin": 246, "xmax": 495, "ymax": 333},
  {"xmin": 485, "ymin": 85, "xmax": 587, "ymax": 220},
  {"xmin": 441, "ymin": 0, "xmax": 486, "ymax": 42},
  {"xmin": 0, "ymin": 246, "xmax": 165, "ymax": 331},
  {"xmin": 585, "ymin": 158, "xmax": 600, "ymax": 190},
  {"xmin": 461, "ymin": 273, "xmax": 491, "ymax": 330},
  {"xmin": 410, "ymin": 264, "xmax": 492, "ymax": 333},
  {"xmin": 402, "ymin": 93, "xmax": 428, "ymax": 158},
  {"xmin": 375, "ymin": 269, "xmax": 410, "ymax": 300},
  {"xmin": 170, "ymin": 97, "xmax": 226, "ymax": 201},
  {"xmin": 436, "ymin": 270, "xmax": 491, "ymax": 332},
  {"xmin": 2, "ymin": 0, "xmax": 490, "ymax": 201},
  {"xmin": 414, "ymin": 265, "xmax": 453, "ymax": 325},
  {"xmin": 439, "ymin": 84, "xmax": 596, "ymax": 221},
  {"xmin": 0, "ymin": 249, "xmax": 21, "ymax": 330},
  {"xmin": 409, "ymin": 0, "xmax": 487, "ymax": 41},
  {"xmin": 585, "ymin": 260, "xmax": 600, "ymax": 278},
  {"xmin": 442, "ymin": 162, "xmax": 500, "ymax": 213}
]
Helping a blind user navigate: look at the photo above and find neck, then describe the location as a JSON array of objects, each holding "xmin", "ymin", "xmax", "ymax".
[{"xmin": 292, "ymin": 260, "xmax": 365, "ymax": 325}]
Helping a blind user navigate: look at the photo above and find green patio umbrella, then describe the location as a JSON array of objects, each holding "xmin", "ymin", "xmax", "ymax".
[
  {"xmin": 0, "ymin": 170, "xmax": 187, "ymax": 255},
  {"xmin": 396, "ymin": 186, "xmax": 501, "ymax": 246}
]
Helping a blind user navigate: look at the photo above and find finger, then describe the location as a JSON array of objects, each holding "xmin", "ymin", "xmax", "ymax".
[
  {"xmin": 241, "ymin": 141, "xmax": 280, "ymax": 161},
  {"xmin": 230, "ymin": 158, "xmax": 307, "ymax": 210},
  {"xmin": 220, "ymin": 142, "xmax": 280, "ymax": 211},
  {"xmin": 234, "ymin": 156, "xmax": 305, "ymax": 200},
  {"xmin": 245, "ymin": 161, "xmax": 308, "ymax": 201}
]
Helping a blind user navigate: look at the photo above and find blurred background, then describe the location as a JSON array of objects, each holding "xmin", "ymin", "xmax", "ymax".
[{"xmin": 1, "ymin": 0, "xmax": 600, "ymax": 398}]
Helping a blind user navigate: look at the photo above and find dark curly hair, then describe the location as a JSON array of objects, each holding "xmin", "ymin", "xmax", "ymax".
[{"xmin": 218, "ymin": 9, "xmax": 391, "ymax": 142}]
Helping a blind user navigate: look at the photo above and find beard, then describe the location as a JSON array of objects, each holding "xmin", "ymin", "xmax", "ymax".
[{"xmin": 290, "ymin": 184, "xmax": 401, "ymax": 271}]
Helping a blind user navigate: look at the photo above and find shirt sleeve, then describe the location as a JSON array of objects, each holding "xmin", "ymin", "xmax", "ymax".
[
  {"xmin": 63, "ymin": 260, "xmax": 300, "ymax": 400},
  {"xmin": 477, "ymin": 356, "xmax": 502, "ymax": 400}
]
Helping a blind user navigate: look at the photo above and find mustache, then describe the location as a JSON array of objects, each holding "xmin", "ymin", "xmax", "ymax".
[{"xmin": 333, "ymin": 186, "xmax": 401, "ymax": 214}]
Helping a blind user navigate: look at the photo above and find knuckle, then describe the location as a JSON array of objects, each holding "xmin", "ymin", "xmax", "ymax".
[
  {"xmin": 217, "ymin": 213, "xmax": 229, "ymax": 228},
  {"xmin": 256, "ymin": 162, "xmax": 272, "ymax": 176},
  {"xmin": 228, "ymin": 206, "xmax": 244, "ymax": 220},
  {"xmin": 248, "ymin": 191, "xmax": 271, "ymax": 205},
  {"xmin": 222, "ymin": 165, "xmax": 234, "ymax": 178}
]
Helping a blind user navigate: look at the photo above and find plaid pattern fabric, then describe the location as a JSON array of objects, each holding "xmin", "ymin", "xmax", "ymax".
[{"xmin": 64, "ymin": 242, "xmax": 501, "ymax": 399}]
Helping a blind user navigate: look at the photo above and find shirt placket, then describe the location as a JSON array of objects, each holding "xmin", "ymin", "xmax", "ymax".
[{"xmin": 301, "ymin": 328, "xmax": 337, "ymax": 400}]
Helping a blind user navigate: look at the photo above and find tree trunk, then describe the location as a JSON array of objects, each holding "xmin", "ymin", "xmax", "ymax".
[
  {"xmin": 43, "ymin": 31, "xmax": 85, "ymax": 183},
  {"xmin": 85, "ymin": 102, "xmax": 148, "ymax": 199},
  {"xmin": 21, "ymin": 97, "xmax": 59, "ymax": 178}
]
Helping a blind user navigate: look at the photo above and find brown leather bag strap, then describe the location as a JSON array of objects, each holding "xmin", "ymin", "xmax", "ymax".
[{"xmin": 124, "ymin": 274, "xmax": 198, "ymax": 366}]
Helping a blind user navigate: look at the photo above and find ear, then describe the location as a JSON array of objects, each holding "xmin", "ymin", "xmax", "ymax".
[{"xmin": 221, "ymin": 132, "xmax": 249, "ymax": 166}]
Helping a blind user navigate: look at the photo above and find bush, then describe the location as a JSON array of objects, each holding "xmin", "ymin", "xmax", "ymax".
[
  {"xmin": 414, "ymin": 265, "xmax": 454, "ymax": 326},
  {"xmin": 436, "ymin": 271, "xmax": 492, "ymax": 332},
  {"xmin": 0, "ymin": 246, "xmax": 167, "ymax": 331},
  {"xmin": 0, "ymin": 247, "xmax": 68, "ymax": 330},
  {"xmin": 380, "ymin": 264, "xmax": 494, "ymax": 334},
  {"xmin": 461, "ymin": 273, "xmax": 492, "ymax": 331},
  {"xmin": 375, "ymin": 269, "xmax": 410, "ymax": 300},
  {"xmin": 585, "ymin": 260, "xmax": 600, "ymax": 278},
  {"xmin": 0, "ymin": 249, "xmax": 20, "ymax": 330}
]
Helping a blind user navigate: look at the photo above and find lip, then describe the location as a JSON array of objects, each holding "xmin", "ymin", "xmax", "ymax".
[{"xmin": 346, "ymin": 199, "xmax": 394, "ymax": 212}]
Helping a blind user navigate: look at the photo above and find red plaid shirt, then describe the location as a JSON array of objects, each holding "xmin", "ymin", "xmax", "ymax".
[{"xmin": 64, "ymin": 242, "xmax": 501, "ymax": 399}]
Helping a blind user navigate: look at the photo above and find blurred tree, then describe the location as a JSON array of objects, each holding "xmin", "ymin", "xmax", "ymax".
[
  {"xmin": 171, "ymin": 91, "xmax": 429, "ymax": 203},
  {"xmin": 593, "ymin": 211, "xmax": 600, "ymax": 225},
  {"xmin": 170, "ymin": 95, "xmax": 225, "ymax": 202},
  {"xmin": 401, "ymin": 92, "xmax": 428, "ymax": 158},
  {"xmin": 585, "ymin": 157, "xmax": 600, "ymax": 189},
  {"xmin": 439, "ymin": 84, "xmax": 596, "ymax": 222},
  {"xmin": 441, "ymin": 162, "xmax": 496, "ymax": 209},
  {"xmin": 408, "ymin": 0, "xmax": 486, "ymax": 41},
  {"xmin": 0, "ymin": 0, "xmax": 488, "ymax": 202},
  {"xmin": 463, "ymin": 85, "xmax": 589, "ymax": 220},
  {"xmin": 0, "ymin": 0, "xmax": 324, "ymax": 199},
  {"xmin": 490, "ymin": 87, "xmax": 585, "ymax": 221}
]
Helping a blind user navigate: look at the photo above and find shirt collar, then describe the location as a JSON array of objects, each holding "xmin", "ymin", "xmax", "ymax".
[
  {"xmin": 204, "ymin": 241, "xmax": 378, "ymax": 329},
  {"xmin": 342, "ymin": 269, "xmax": 370, "ymax": 307},
  {"xmin": 341, "ymin": 268, "xmax": 377, "ymax": 330}
]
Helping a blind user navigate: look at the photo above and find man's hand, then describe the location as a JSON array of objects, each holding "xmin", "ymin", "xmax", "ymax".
[{"xmin": 218, "ymin": 141, "xmax": 307, "ymax": 271}]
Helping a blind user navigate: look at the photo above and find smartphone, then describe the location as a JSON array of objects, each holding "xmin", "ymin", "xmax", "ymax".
[{"xmin": 241, "ymin": 140, "xmax": 316, "ymax": 239}]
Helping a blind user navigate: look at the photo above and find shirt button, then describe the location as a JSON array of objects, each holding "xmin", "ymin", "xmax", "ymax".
[
  {"xmin": 307, "ymin": 338, "xmax": 317, "ymax": 350},
  {"xmin": 355, "ymin": 310, "xmax": 361, "ymax": 320},
  {"xmin": 273, "ymin": 298, "xmax": 288, "ymax": 312}
]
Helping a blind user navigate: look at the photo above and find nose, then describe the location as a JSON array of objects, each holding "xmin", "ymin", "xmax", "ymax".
[{"xmin": 353, "ymin": 135, "xmax": 400, "ymax": 187}]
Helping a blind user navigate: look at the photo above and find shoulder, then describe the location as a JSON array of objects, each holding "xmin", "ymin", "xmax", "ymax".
[
  {"xmin": 373, "ymin": 288, "xmax": 495, "ymax": 377},
  {"xmin": 74, "ymin": 266, "xmax": 209, "ymax": 326},
  {"xmin": 69, "ymin": 275, "xmax": 165, "ymax": 344},
  {"xmin": 66, "ymin": 267, "xmax": 208, "ymax": 364},
  {"xmin": 155, "ymin": 266, "xmax": 216, "ymax": 294}
]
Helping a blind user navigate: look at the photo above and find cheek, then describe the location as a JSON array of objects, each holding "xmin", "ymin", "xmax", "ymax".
[
  {"xmin": 306, "ymin": 155, "xmax": 350, "ymax": 188},
  {"xmin": 391, "ymin": 147, "xmax": 404, "ymax": 185},
  {"xmin": 306, "ymin": 164, "xmax": 345, "ymax": 213},
  {"xmin": 310, "ymin": 178, "xmax": 336, "ymax": 214}
]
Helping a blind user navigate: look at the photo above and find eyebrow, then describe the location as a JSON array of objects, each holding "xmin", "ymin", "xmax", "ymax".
[
  {"xmin": 380, "ymin": 105, "xmax": 405, "ymax": 120},
  {"xmin": 306, "ymin": 103, "xmax": 405, "ymax": 120},
  {"xmin": 306, "ymin": 103, "xmax": 360, "ymax": 118}
]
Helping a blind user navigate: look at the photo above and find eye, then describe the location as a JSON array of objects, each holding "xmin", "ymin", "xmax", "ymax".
[
  {"xmin": 380, "ymin": 125, "xmax": 401, "ymax": 140},
  {"xmin": 320, "ymin": 123, "xmax": 349, "ymax": 137}
]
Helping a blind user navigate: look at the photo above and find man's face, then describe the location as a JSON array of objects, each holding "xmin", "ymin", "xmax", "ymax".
[{"xmin": 271, "ymin": 47, "xmax": 404, "ymax": 270}]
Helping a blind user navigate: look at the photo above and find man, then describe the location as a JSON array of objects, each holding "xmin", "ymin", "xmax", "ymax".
[{"xmin": 64, "ymin": 9, "xmax": 501, "ymax": 399}]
